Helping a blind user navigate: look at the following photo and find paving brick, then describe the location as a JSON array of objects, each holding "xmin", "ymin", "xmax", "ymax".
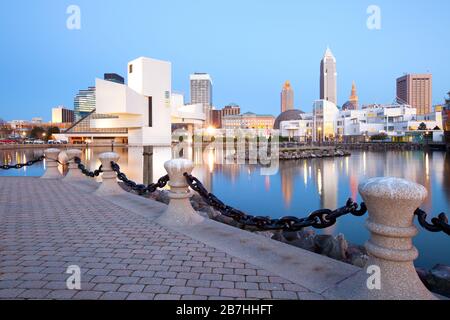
[
  {"xmin": 143, "ymin": 284, "xmax": 170, "ymax": 294},
  {"xmin": 169, "ymin": 286, "xmax": 195, "ymax": 295},
  {"xmin": 220, "ymin": 288, "xmax": 245, "ymax": 298},
  {"xmin": 194, "ymin": 287, "xmax": 220, "ymax": 296},
  {"xmin": 245, "ymin": 290, "xmax": 272, "ymax": 299},
  {"xmin": 211, "ymin": 280, "xmax": 234, "ymax": 289},
  {"xmin": 272, "ymin": 290, "xmax": 298, "ymax": 300},
  {"xmin": 99, "ymin": 292, "xmax": 130, "ymax": 300},
  {"xmin": 118, "ymin": 284, "xmax": 145, "ymax": 293},
  {"xmin": 0, "ymin": 177, "xmax": 317, "ymax": 301}
]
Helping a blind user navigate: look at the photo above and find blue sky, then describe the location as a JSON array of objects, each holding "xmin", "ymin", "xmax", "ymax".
[{"xmin": 1, "ymin": 0, "xmax": 449, "ymax": 121}]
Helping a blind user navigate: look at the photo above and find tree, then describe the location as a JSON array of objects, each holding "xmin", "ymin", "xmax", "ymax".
[
  {"xmin": 370, "ymin": 133, "xmax": 388, "ymax": 141},
  {"xmin": 30, "ymin": 126, "xmax": 45, "ymax": 139},
  {"xmin": 46, "ymin": 126, "xmax": 60, "ymax": 140},
  {"xmin": 418, "ymin": 122, "xmax": 427, "ymax": 131}
]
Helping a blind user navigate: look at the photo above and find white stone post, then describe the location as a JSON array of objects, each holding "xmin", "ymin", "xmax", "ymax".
[
  {"xmin": 63, "ymin": 149, "xmax": 84, "ymax": 181},
  {"xmin": 156, "ymin": 159, "xmax": 204, "ymax": 226},
  {"xmin": 94, "ymin": 152, "xmax": 125, "ymax": 196},
  {"xmin": 324, "ymin": 177, "xmax": 438, "ymax": 300},
  {"xmin": 41, "ymin": 148, "xmax": 62, "ymax": 179}
]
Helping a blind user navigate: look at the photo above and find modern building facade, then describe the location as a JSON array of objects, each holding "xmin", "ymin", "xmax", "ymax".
[
  {"xmin": 104, "ymin": 73, "xmax": 125, "ymax": 84},
  {"xmin": 190, "ymin": 73, "xmax": 212, "ymax": 126},
  {"xmin": 279, "ymin": 102, "xmax": 443, "ymax": 143},
  {"xmin": 74, "ymin": 86, "xmax": 96, "ymax": 121},
  {"xmin": 313, "ymin": 100, "xmax": 339, "ymax": 142},
  {"xmin": 52, "ymin": 107, "xmax": 75, "ymax": 124},
  {"xmin": 281, "ymin": 81, "xmax": 294, "ymax": 113},
  {"xmin": 222, "ymin": 112, "xmax": 275, "ymax": 130},
  {"xmin": 57, "ymin": 57, "xmax": 206, "ymax": 145},
  {"xmin": 320, "ymin": 47, "xmax": 337, "ymax": 106},
  {"xmin": 396, "ymin": 74, "xmax": 432, "ymax": 115}
]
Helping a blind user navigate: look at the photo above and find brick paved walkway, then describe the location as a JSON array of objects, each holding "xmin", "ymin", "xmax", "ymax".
[{"xmin": 0, "ymin": 177, "xmax": 323, "ymax": 300}]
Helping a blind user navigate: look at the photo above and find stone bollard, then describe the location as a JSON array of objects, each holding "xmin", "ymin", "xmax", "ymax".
[
  {"xmin": 156, "ymin": 159, "xmax": 204, "ymax": 226},
  {"xmin": 324, "ymin": 177, "xmax": 438, "ymax": 300},
  {"xmin": 41, "ymin": 148, "xmax": 62, "ymax": 179},
  {"xmin": 63, "ymin": 149, "xmax": 84, "ymax": 181},
  {"xmin": 94, "ymin": 152, "xmax": 125, "ymax": 196}
]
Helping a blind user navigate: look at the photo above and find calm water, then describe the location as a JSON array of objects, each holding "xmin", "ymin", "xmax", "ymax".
[{"xmin": 1, "ymin": 146, "xmax": 449, "ymax": 269}]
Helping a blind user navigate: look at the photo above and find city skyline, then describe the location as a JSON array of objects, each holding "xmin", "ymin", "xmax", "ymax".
[{"xmin": 1, "ymin": 0, "xmax": 450, "ymax": 121}]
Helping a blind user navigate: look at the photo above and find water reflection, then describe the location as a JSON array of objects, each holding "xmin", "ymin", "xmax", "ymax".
[{"xmin": 1, "ymin": 147, "xmax": 449, "ymax": 268}]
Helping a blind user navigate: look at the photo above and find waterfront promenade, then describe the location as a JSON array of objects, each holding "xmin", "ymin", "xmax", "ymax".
[{"xmin": 0, "ymin": 176, "xmax": 352, "ymax": 300}]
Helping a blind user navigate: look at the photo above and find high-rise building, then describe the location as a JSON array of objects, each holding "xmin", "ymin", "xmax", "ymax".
[
  {"xmin": 211, "ymin": 109, "xmax": 222, "ymax": 129},
  {"xmin": 281, "ymin": 81, "xmax": 294, "ymax": 113},
  {"xmin": 190, "ymin": 73, "xmax": 212, "ymax": 126},
  {"xmin": 320, "ymin": 47, "xmax": 337, "ymax": 106},
  {"xmin": 342, "ymin": 81, "xmax": 359, "ymax": 110},
  {"xmin": 74, "ymin": 86, "xmax": 96, "ymax": 121},
  {"xmin": 396, "ymin": 74, "xmax": 432, "ymax": 115},
  {"xmin": 52, "ymin": 106, "xmax": 75, "ymax": 124},
  {"xmin": 104, "ymin": 73, "xmax": 125, "ymax": 84}
]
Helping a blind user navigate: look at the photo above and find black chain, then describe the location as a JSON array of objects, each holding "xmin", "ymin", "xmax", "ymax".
[
  {"xmin": 110, "ymin": 161, "xmax": 169, "ymax": 195},
  {"xmin": 414, "ymin": 209, "xmax": 450, "ymax": 236},
  {"xmin": 73, "ymin": 157, "xmax": 103, "ymax": 177},
  {"xmin": 184, "ymin": 173, "xmax": 367, "ymax": 231},
  {"xmin": 0, "ymin": 155, "xmax": 45, "ymax": 170}
]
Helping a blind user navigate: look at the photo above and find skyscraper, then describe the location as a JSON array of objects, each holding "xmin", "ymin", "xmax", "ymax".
[
  {"xmin": 74, "ymin": 86, "xmax": 96, "ymax": 121},
  {"xmin": 396, "ymin": 74, "xmax": 432, "ymax": 115},
  {"xmin": 52, "ymin": 106, "xmax": 75, "ymax": 123},
  {"xmin": 190, "ymin": 73, "xmax": 212, "ymax": 126},
  {"xmin": 281, "ymin": 81, "xmax": 294, "ymax": 113},
  {"xmin": 320, "ymin": 47, "xmax": 337, "ymax": 106}
]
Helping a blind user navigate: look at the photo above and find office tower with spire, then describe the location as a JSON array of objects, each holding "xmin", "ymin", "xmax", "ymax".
[
  {"xmin": 320, "ymin": 47, "xmax": 337, "ymax": 106},
  {"xmin": 190, "ymin": 73, "xmax": 213, "ymax": 126},
  {"xmin": 280, "ymin": 80, "xmax": 294, "ymax": 113},
  {"xmin": 342, "ymin": 81, "xmax": 359, "ymax": 110}
]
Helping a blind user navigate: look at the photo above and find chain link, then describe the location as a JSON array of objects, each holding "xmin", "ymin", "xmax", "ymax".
[
  {"xmin": 73, "ymin": 157, "xmax": 103, "ymax": 177},
  {"xmin": 110, "ymin": 161, "xmax": 169, "ymax": 194},
  {"xmin": 414, "ymin": 208, "xmax": 450, "ymax": 236},
  {"xmin": 184, "ymin": 173, "xmax": 367, "ymax": 231},
  {"xmin": 0, "ymin": 155, "xmax": 45, "ymax": 170}
]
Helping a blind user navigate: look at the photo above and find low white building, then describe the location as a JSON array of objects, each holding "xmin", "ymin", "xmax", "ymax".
[
  {"xmin": 58, "ymin": 57, "xmax": 205, "ymax": 145},
  {"xmin": 280, "ymin": 102, "xmax": 443, "ymax": 142}
]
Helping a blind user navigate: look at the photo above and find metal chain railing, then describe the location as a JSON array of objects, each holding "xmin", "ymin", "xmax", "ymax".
[
  {"xmin": 110, "ymin": 161, "xmax": 169, "ymax": 195},
  {"xmin": 0, "ymin": 155, "xmax": 45, "ymax": 170},
  {"xmin": 74, "ymin": 157, "xmax": 103, "ymax": 177},
  {"xmin": 414, "ymin": 208, "xmax": 450, "ymax": 236},
  {"xmin": 184, "ymin": 173, "xmax": 367, "ymax": 231}
]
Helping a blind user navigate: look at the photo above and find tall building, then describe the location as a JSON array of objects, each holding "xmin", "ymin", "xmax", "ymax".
[
  {"xmin": 342, "ymin": 81, "xmax": 359, "ymax": 110},
  {"xmin": 190, "ymin": 73, "xmax": 212, "ymax": 126},
  {"xmin": 74, "ymin": 86, "xmax": 96, "ymax": 121},
  {"xmin": 396, "ymin": 74, "xmax": 432, "ymax": 115},
  {"xmin": 281, "ymin": 81, "xmax": 294, "ymax": 113},
  {"xmin": 320, "ymin": 47, "xmax": 337, "ymax": 106},
  {"xmin": 104, "ymin": 73, "xmax": 124, "ymax": 84},
  {"xmin": 52, "ymin": 106, "xmax": 75, "ymax": 124}
]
